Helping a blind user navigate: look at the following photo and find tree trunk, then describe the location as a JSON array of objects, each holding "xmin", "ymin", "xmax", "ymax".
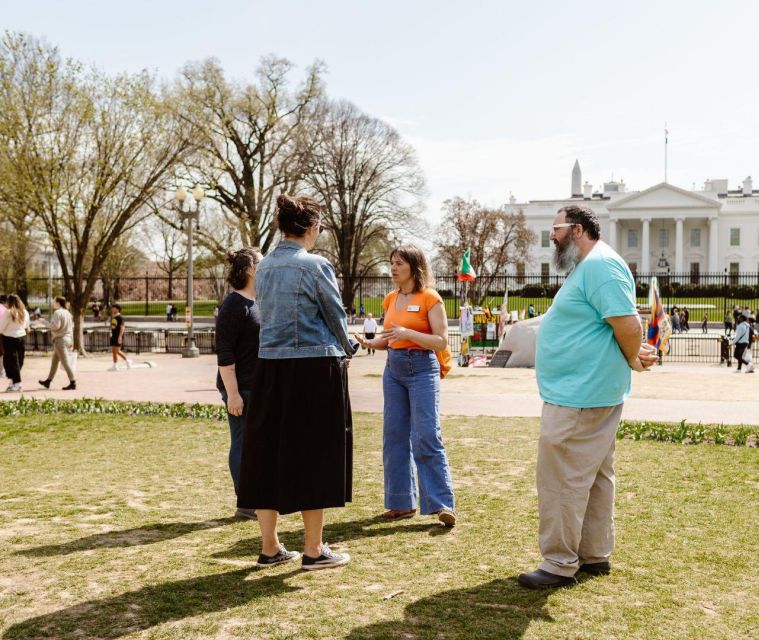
[
  {"xmin": 341, "ymin": 273, "xmax": 356, "ymax": 314},
  {"xmin": 13, "ymin": 232, "xmax": 29, "ymax": 305},
  {"xmin": 168, "ymin": 272, "xmax": 173, "ymax": 300}
]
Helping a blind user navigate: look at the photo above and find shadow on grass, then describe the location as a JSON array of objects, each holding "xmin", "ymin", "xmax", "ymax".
[
  {"xmin": 16, "ymin": 518, "xmax": 239, "ymax": 557},
  {"xmin": 2, "ymin": 567, "xmax": 301, "ymax": 640},
  {"xmin": 213, "ymin": 516, "xmax": 451, "ymax": 559},
  {"xmin": 344, "ymin": 577, "xmax": 553, "ymax": 639}
]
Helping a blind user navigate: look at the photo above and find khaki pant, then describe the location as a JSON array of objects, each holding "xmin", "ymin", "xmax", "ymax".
[
  {"xmin": 537, "ymin": 402, "xmax": 623, "ymax": 577},
  {"xmin": 48, "ymin": 336, "xmax": 75, "ymax": 382}
]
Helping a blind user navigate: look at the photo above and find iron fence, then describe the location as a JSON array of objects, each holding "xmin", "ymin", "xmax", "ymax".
[{"xmin": 15, "ymin": 271, "xmax": 759, "ymax": 323}]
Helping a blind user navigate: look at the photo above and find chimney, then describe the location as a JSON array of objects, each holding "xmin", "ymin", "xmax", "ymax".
[
  {"xmin": 583, "ymin": 182, "xmax": 592, "ymax": 199},
  {"xmin": 743, "ymin": 176, "xmax": 752, "ymax": 196}
]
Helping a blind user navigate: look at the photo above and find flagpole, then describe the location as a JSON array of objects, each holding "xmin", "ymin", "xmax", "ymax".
[{"xmin": 664, "ymin": 122, "xmax": 668, "ymax": 183}]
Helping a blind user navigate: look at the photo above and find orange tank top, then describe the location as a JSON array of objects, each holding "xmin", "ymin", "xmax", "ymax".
[{"xmin": 382, "ymin": 287, "xmax": 444, "ymax": 350}]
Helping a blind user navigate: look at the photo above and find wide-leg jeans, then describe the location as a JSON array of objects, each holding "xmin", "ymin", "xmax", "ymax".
[{"xmin": 383, "ymin": 348, "xmax": 455, "ymax": 515}]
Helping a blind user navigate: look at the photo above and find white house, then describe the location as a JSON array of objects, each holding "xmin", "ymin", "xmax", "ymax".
[{"xmin": 511, "ymin": 161, "xmax": 759, "ymax": 277}]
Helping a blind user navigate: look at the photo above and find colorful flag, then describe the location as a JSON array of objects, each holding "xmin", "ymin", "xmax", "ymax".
[
  {"xmin": 457, "ymin": 249, "xmax": 477, "ymax": 282},
  {"xmin": 646, "ymin": 276, "xmax": 672, "ymax": 352}
]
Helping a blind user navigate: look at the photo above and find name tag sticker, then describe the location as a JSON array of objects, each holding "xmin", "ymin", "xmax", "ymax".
[{"xmin": 407, "ymin": 305, "xmax": 421, "ymax": 312}]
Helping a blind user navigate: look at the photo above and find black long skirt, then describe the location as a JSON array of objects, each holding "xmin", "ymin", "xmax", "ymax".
[{"xmin": 237, "ymin": 357, "xmax": 353, "ymax": 515}]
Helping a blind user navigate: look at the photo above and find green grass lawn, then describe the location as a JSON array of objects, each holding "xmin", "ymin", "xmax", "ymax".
[{"xmin": 1, "ymin": 413, "xmax": 756, "ymax": 639}]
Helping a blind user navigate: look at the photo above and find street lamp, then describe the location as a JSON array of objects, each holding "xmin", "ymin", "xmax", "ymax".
[{"xmin": 174, "ymin": 185, "xmax": 204, "ymax": 358}]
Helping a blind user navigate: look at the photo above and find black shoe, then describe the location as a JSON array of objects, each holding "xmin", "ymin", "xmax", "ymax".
[
  {"xmin": 38, "ymin": 379, "xmax": 51, "ymax": 389},
  {"xmin": 302, "ymin": 545, "xmax": 350, "ymax": 571},
  {"xmin": 577, "ymin": 561, "xmax": 611, "ymax": 576},
  {"xmin": 256, "ymin": 544, "xmax": 300, "ymax": 567},
  {"xmin": 517, "ymin": 569, "xmax": 577, "ymax": 590},
  {"xmin": 62, "ymin": 381, "xmax": 76, "ymax": 391}
]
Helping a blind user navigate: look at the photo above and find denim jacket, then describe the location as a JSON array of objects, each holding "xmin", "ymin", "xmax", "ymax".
[{"xmin": 256, "ymin": 240, "xmax": 353, "ymax": 359}]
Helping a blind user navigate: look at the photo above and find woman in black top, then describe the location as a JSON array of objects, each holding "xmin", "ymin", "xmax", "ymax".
[{"xmin": 216, "ymin": 247, "xmax": 262, "ymax": 518}]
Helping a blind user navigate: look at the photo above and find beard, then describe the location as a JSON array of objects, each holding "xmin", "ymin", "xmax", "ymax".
[{"xmin": 551, "ymin": 236, "xmax": 581, "ymax": 273}]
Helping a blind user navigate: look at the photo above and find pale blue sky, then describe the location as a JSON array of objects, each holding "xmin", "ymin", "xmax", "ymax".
[{"xmin": 4, "ymin": 0, "xmax": 759, "ymax": 221}]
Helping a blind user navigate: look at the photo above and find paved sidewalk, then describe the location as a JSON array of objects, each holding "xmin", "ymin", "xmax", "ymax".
[{"xmin": 2, "ymin": 351, "xmax": 757, "ymax": 425}]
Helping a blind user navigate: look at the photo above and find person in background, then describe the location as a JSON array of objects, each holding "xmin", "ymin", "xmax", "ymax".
[
  {"xmin": 701, "ymin": 312, "xmax": 709, "ymax": 333},
  {"xmin": 166, "ymin": 303, "xmax": 172, "ymax": 322},
  {"xmin": 672, "ymin": 307, "xmax": 681, "ymax": 333},
  {"xmin": 359, "ymin": 303, "xmax": 365, "ymax": 319},
  {"xmin": 730, "ymin": 313, "xmax": 753, "ymax": 373},
  {"xmin": 108, "ymin": 304, "xmax": 131, "ymax": 371},
  {"xmin": 216, "ymin": 247, "xmax": 262, "ymax": 519},
  {"xmin": 92, "ymin": 301, "xmax": 101, "ymax": 320},
  {"xmin": 170, "ymin": 304, "xmax": 178, "ymax": 322},
  {"xmin": 528, "ymin": 303, "xmax": 537, "ymax": 318},
  {"xmin": 362, "ymin": 312, "xmax": 378, "ymax": 355},
  {"xmin": 724, "ymin": 310, "xmax": 733, "ymax": 336},
  {"xmin": 0, "ymin": 294, "xmax": 6, "ymax": 380},
  {"xmin": 354, "ymin": 245, "xmax": 456, "ymax": 528},
  {"xmin": 37, "ymin": 296, "xmax": 76, "ymax": 390},
  {"xmin": 0, "ymin": 294, "xmax": 30, "ymax": 392},
  {"xmin": 682, "ymin": 306, "xmax": 690, "ymax": 331},
  {"xmin": 238, "ymin": 194, "xmax": 354, "ymax": 571}
]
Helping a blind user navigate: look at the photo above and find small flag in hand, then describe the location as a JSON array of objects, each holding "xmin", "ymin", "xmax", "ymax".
[{"xmin": 458, "ymin": 249, "xmax": 477, "ymax": 282}]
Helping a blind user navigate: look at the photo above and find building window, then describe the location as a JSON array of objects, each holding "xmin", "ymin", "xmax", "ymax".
[
  {"xmin": 659, "ymin": 228, "xmax": 669, "ymax": 248},
  {"xmin": 690, "ymin": 262, "xmax": 700, "ymax": 284},
  {"xmin": 730, "ymin": 228, "xmax": 740, "ymax": 246},
  {"xmin": 516, "ymin": 262, "xmax": 525, "ymax": 284},
  {"xmin": 690, "ymin": 228, "xmax": 701, "ymax": 247},
  {"xmin": 541, "ymin": 262, "xmax": 550, "ymax": 283},
  {"xmin": 627, "ymin": 229, "xmax": 638, "ymax": 248},
  {"xmin": 541, "ymin": 230, "xmax": 550, "ymax": 248}
]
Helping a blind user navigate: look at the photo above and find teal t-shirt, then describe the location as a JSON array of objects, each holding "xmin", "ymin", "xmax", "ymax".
[{"xmin": 536, "ymin": 241, "xmax": 637, "ymax": 408}]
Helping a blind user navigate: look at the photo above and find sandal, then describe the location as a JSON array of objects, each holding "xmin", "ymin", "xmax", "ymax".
[{"xmin": 381, "ymin": 509, "xmax": 417, "ymax": 521}]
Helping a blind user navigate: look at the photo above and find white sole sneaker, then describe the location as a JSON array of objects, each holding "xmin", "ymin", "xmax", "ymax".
[{"xmin": 301, "ymin": 549, "xmax": 350, "ymax": 571}]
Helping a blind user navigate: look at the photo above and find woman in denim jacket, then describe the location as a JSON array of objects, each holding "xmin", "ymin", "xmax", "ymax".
[{"xmin": 238, "ymin": 194, "xmax": 354, "ymax": 571}]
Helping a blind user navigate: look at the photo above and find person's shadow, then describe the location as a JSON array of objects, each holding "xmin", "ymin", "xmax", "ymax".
[
  {"xmin": 2, "ymin": 567, "xmax": 302, "ymax": 640},
  {"xmin": 15, "ymin": 518, "xmax": 239, "ymax": 557},
  {"xmin": 343, "ymin": 577, "xmax": 553, "ymax": 639}
]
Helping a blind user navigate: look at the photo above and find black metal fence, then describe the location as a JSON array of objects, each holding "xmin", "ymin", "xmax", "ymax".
[{"xmin": 18, "ymin": 271, "xmax": 759, "ymax": 322}]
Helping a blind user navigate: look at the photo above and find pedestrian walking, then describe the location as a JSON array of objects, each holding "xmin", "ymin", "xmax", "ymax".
[
  {"xmin": 0, "ymin": 294, "xmax": 6, "ymax": 380},
  {"xmin": 108, "ymin": 304, "xmax": 131, "ymax": 371},
  {"xmin": 237, "ymin": 194, "xmax": 354, "ymax": 571},
  {"xmin": 682, "ymin": 307, "xmax": 690, "ymax": 331},
  {"xmin": 518, "ymin": 205, "xmax": 657, "ymax": 589},
  {"xmin": 701, "ymin": 312, "xmax": 709, "ymax": 333},
  {"xmin": 166, "ymin": 303, "xmax": 172, "ymax": 322},
  {"xmin": 0, "ymin": 294, "xmax": 31, "ymax": 392},
  {"xmin": 730, "ymin": 313, "xmax": 753, "ymax": 373},
  {"xmin": 37, "ymin": 296, "xmax": 76, "ymax": 390},
  {"xmin": 216, "ymin": 247, "xmax": 262, "ymax": 519},
  {"xmin": 362, "ymin": 313, "xmax": 378, "ymax": 355},
  {"xmin": 354, "ymin": 245, "xmax": 456, "ymax": 528},
  {"xmin": 724, "ymin": 310, "xmax": 733, "ymax": 335},
  {"xmin": 359, "ymin": 303, "xmax": 365, "ymax": 319}
]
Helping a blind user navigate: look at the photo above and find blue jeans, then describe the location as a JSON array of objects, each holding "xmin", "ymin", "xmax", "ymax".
[
  {"xmin": 383, "ymin": 348, "xmax": 455, "ymax": 514},
  {"xmin": 220, "ymin": 388, "xmax": 252, "ymax": 496}
]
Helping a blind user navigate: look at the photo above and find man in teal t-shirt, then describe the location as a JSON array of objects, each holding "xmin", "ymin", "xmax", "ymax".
[{"xmin": 518, "ymin": 205, "xmax": 658, "ymax": 590}]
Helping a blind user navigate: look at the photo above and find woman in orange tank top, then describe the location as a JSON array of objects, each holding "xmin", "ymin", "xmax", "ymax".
[{"xmin": 355, "ymin": 245, "xmax": 456, "ymax": 527}]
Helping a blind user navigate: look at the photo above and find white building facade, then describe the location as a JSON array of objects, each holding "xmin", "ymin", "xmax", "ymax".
[{"xmin": 512, "ymin": 162, "xmax": 759, "ymax": 277}]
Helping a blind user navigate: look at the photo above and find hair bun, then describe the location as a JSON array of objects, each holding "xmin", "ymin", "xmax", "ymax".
[{"xmin": 277, "ymin": 194, "xmax": 295, "ymax": 210}]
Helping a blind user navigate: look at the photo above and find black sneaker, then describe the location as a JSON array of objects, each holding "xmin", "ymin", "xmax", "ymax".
[
  {"xmin": 38, "ymin": 379, "xmax": 51, "ymax": 389},
  {"xmin": 301, "ymin": 545, "xmax": 350, "ymax": 571},
  {"xmin": 256, "ymin": 544, "xmax": 300, "ymax": 568}
]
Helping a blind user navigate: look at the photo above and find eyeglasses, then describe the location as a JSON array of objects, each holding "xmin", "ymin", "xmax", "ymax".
[{"xmin": 551, "ymin": 223, "xmax": 580, "ymax": 231}]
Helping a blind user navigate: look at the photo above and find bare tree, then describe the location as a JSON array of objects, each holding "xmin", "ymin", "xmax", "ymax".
[
  {"xmin": 172, "ymin": 56, "xmax": 324, "ymax": 254},
  {"xmin": 141, "ymin": 215, "xmax": 187, "ymax": 299},
  {"xmin": 99, "ymin": 233, "xmax": 147, "ymax": 307},
  {"xmin": 306, "ymin": 100, "xmax": 425, "ymax": 309},
  {"xmin": 0, "ymin": 32, "xmax": 192, "ymax": 351},
  {"xmin": 435, "ymin": 197, "xmax": 535, "ymax": 305}
]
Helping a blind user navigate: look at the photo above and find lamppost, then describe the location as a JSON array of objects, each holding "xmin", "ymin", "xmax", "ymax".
[{"xmin": 174, "ymin": 185, "xmax": 204, "ymax": 358}]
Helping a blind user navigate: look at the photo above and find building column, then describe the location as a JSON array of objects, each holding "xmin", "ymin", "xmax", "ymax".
[
  {"xmin": 675, "ymin": 217, "xmax": 684, "ymax": 273},
  {"xmin": 708, "ymin": 217, "xmax": 719, "ymax": 273},
  {"xmin": 608, "ymin": 218, "xmax": 617, "ymax": 252},
  {"xmin": 641, "ymin": 218, "xmax": 651, "ymax": 273}
]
